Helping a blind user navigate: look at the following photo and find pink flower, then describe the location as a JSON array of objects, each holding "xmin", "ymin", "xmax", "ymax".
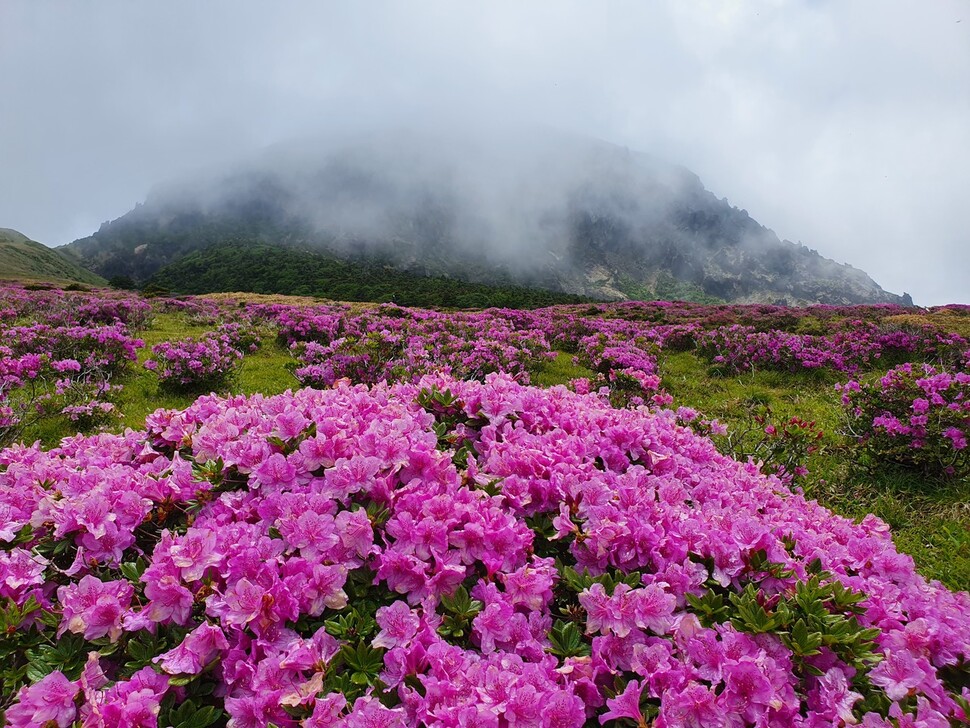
[
  {"xmin": 658, "ymin": 681, "xmax": 723, "ymax": 727},
  {"xmin": 144, "ymin": 571, "xmax": 194, "ymax": 625},
  {"xmin": 169, "ymin": 528, "xmax": 221, "ymax": 582},
  {"xmin": 815, "ymin": 667, "xmax": 864, "ymax": 724},
  {"xmin": 722, "ymin": 659, "xmax": 778, "ymax": 723},
  {"xmin": 5, "ymin": 671, "xmax": 79, "ymax": 727},
  {"xmin": 305, "ymin": 693, "xmax": 348, "ymax": 727},
  {"xmin": 215, "ymin": 577, "xmax": 266, "ymax": 627},
  {"xmin": 251, "ymin": 452, "xmax": 297, "ymax": 488},
  {"xmin": 82, "ymin": 666, "xmax": 168, "ymax": 727},
  {"xmin": 944, "ymin": 426, "xmax": 967, "ymax": 450},
  {"xmin": 501, "ymin": 558, "xmax": 556, "ymax": 611},
  {"xmin": 342, "ymin": 696, "xmax": 407, "ymax": 727},
  {"xmin": 631, "ymin": 583, "xmax": 675, "ymax": 634},
  {"xmin": 155, "ymin": 622, "xmax": 229, "ymax": 674},
  {"xmin": 580, "ymin": 582, "xmax": 637, "ymax": 637},
  {"xmin": 599, "ymin": 679, "xmax": 643, "ymax": 724},
  {"xmin": 0, "ymin": 548, "xmax": 48, "ymax": 601},
  {"xmin": 473, "ymin": 598, "xmax": 516, "ymax": 653},
  {"xmin": 869, "ymin": 649, "xmax": 931, "ymax": 701},
  {"xmin": 373, "ymin": 600, "xmax": 421, "ymax": 650},
  {"xmin": 57, "ymin": 575, "xmax": 133, "ymax": 642}
]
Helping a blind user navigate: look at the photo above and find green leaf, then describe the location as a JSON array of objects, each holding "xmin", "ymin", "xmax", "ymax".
[
  {"xmin": 684, "ymin": 590, "xmax": 730, "ymax": 627},
  {"xmin": 547, "ymin": 620, "xmax": 590, "ymax": 658},
  {"xmin": 787, "ymin": 619, "xmax": 822, "ymax": 657},
  {"xmin": 163, "ymin": 699, "xmax": 225, "ymax": 728},
  {"xmin": 120, "ymin": 556, "xmax": 148, "ymax": 583}
]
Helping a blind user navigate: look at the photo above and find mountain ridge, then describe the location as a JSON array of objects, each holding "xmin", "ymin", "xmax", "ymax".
[
  {"xmin": 0, "ymin": 228, "xmax": 107, "ymax": 286},
  {"xmin": 59, "ymin": 129, "xmax": 913, "ymax": 306}
]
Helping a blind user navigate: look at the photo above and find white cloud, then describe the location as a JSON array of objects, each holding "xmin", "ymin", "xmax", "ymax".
[{"xmin": 0, "ymin": 0, "xmax": 966, "ymax": 303}]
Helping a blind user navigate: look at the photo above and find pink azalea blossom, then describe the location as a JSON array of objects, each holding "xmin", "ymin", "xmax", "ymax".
[
  {"xmin": 5, "ymin": 671, "xmax": 79, "ymax": 727},
  {"xmin": 57, "ymin": 575, "xmax": 133, "ymax": 642}
]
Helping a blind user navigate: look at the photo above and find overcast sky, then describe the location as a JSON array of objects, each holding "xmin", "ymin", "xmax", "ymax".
[{"xmin": 1, "ymin": 1, "xmax": 967, "ymax": 304}]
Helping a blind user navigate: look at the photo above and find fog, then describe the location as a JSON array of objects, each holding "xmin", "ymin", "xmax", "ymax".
[
  {"xmin": 148, "ymin": 124, "xmax": 703, "ymax": 272},
  {"xmin": 0, "ymin": 1, "xmax": 967, "ymax": 304}
]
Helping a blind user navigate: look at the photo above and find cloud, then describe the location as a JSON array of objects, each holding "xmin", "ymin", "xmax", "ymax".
[{"xmin": 0, "ymin": 0, "xmax": 966, "ymax": 303}]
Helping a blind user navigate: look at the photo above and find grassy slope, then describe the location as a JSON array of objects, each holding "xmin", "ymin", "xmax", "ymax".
[
  {"xmin": 19, "ymin": 310, "xmax": 970, "ymax": 592},
  {"xmin": 0, "ymin": 228, "xmax": 107, "ymax": 285}
]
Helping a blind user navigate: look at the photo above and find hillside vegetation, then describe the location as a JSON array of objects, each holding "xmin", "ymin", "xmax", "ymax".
[
  {"xmin": 148, "ymin": 242, "xmax": 595, "ymax": 309},
  {"xmin": 0, "ymin": 228, "xmax": 105, "ymax": 285}
]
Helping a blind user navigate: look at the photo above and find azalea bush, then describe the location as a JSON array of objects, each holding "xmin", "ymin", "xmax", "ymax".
[
  {"xmin": 839, "ymin": 363, "xmax": 970, "ymax": 478},
  {"xmin": 694, "ymin": 322, "xmax": 966, "ymax": 377},
  {"xmin": 1, "ymin": 323, "xmax": 143, "ymax": 375},
  {"xmin": 293, "ymin": 334, "xmax": 408, "ymax": 388},
  {"xmin": 712, "ymin": 402, "xmax": 825, "ymax": 486},
  {"xmin": 144, "ymin": 334, "xmax": 243, "ymax": 392},
  {"xmin": 574, "ymin": 329, "xmax": 667, "ymax": 407},
  {"xmin": 2, "ymin": 375, "xmax": 968, "ymax": 726},
  {"xmin": 215, "ymin": 321, "xmax": 263, "ymax": 354},
  {"xmin": 54, "ymin": 370, "xmax": 122, "ymax": 431}
]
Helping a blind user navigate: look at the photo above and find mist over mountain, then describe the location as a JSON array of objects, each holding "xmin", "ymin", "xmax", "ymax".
[{"xmin": 61, "ymin": 128, "xmax": 912, "ymax": 306}]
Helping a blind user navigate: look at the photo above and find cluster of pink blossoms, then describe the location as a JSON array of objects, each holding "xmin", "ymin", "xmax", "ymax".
[
  {"xmin": 144, "ymin": 333, "xmax": 244, "ymax": 391},
  {"xmin": 289, "ymin": 306, "xmax": 554, "ymax": 388},
  {"xmin": 1, "ymin": 373, "xmax": 967, "ymax": 726},
  {"xmin": 839, "ymin": 362, "xmax": 969, "ymax": 477},
  {"xmin": 695, "ymin": 323, "xmax": 966, "ymax": 376}
]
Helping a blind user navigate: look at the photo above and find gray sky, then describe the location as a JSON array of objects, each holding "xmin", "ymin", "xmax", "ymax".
[{"xmin": 1, "ymin": 1, "xmax": 967, "ymax": 305}]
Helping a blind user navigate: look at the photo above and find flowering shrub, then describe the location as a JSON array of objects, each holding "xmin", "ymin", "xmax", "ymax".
[
  {"xmin": 574, "ymin": 327, "xmax": 668, "ymax": 407},
  {"xmin": 1, "ymin": 323, "xmax": 142, "ymax": 376},
  {"xmin": 0, "ymin": 285, "xmax": 149, "ymax": 444},
  {"xmin": 144, "ymin": 334, "xmax": 243, "ymax": 392},
  {"xmin": 293, "ymin": 334, "xmax": 407, "ymax": 387},
  {"xmin": 839, "ymin": 363, "xmax": 970, "ymax": 477},
  {"xmin": 0, "ymin": 350, "xmax": 126, "ymax": 445},
  {"xmin": 215, "ymin": 321, "xmax": 262, "ymax": 353},
  {"xmin": 713, "ymin": 402, "xmax": 825, "ymax": 486},
  {"xmin": 55, "ymin": 371, "xmax": 122, "ymax": 431},
  {"xmin": 1, "ymin": 375, "xmax": 968, "ymax": 725}
]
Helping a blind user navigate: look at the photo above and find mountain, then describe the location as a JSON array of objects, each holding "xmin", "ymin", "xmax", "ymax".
[
  {"xmin": 60, "ymin": 128, "xmax": 912, "ymax": 306},
  {"xmin": 0, "ymin": 228, "xmax": 106, "ymax": 286}
]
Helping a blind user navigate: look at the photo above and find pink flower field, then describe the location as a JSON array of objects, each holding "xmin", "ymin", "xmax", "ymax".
[{"xmin": 1, "ymin": 285, "xmax": 968, "ymax": 726}]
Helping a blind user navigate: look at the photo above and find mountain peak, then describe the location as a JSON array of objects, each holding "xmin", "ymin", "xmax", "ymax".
[{"xmin": 61, "ymin": 130, "xmax": 909, "ymax": 306}]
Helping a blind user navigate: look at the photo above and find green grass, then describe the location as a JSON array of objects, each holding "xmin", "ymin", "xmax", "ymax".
[
  {"xmin": 529, "ymin": 352, "xmax": 596, "ymax": 387},
  {"xmin": 657, "ymin": 351, "xmax": 969, "ymax": 591},
  {"xmin": 120, "ymin": 313, "xmax": 297, "ymax": 429}
]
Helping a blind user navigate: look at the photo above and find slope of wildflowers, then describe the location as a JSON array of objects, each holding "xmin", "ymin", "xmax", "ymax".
[{"xmin": 1, "ymin": 284, "xmax": 968, "ymax": 726}]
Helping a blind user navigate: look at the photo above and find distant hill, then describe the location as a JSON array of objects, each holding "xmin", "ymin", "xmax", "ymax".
[
  {"xmin": 60, "ymin": 127, "xmax": 913, "ymax": 306},
  {"xmin": 0, "ymin": 228, "xmax": 106, "ymax": 286},
  {"xmin": 149, "ymin": 242, "xmax": 594, "ymax": 308}
]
